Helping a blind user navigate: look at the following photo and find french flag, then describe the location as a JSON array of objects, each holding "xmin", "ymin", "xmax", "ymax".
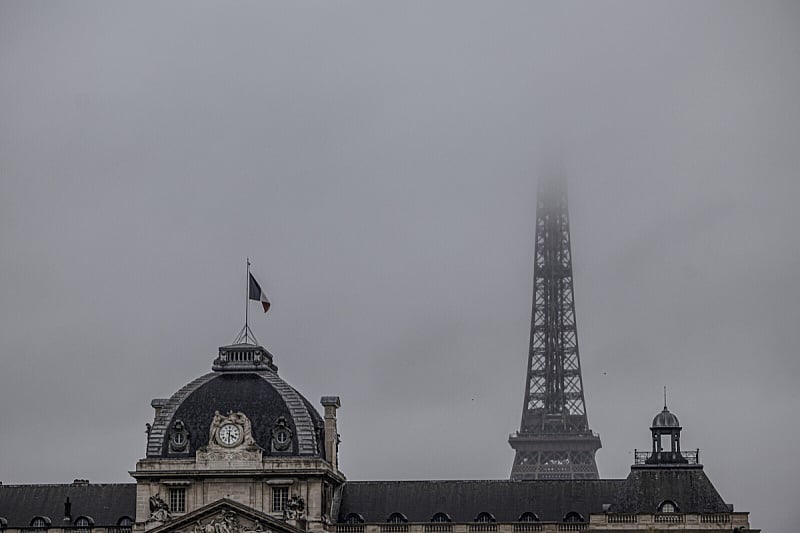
[{"xmin": 248, "ymin": 273, "xmax": 271, "ymax": 313}]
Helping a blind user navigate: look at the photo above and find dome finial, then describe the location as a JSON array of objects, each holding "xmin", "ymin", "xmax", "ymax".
[{"xmin": 664, "ymin": 385, "xmax": 667, "ymax": 410}]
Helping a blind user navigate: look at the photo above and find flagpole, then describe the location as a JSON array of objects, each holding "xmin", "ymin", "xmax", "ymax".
[{"xmin": 246, "ymin": 257, "xmax": 250, "ymax": 344}]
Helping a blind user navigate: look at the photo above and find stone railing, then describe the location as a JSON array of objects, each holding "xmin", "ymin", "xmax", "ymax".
[
  {"xmin": 598, "ymin": 513, "xmax": 745, "ymax": 529},
  {"xmin": 653, "ymin": 514, "xmax": 684, "ymax": 524},
  {"xmin": 380, "ymin": 526, "xmax": 409, "ymax": 533},
  {"xmin": 15, "ymin": 528, "xmax": 129, "ymax": 533},
  {"xmin": 605, "ymin": 514, "xmax": 637, "ymax": 524},
  {"xmin": 335, "ymin": 522, "xmax": 584, "ymax": 533},
  {"xmin": 512, "ymin": 525, "xmax": 542, "ymax": 532},
  {"xmin": 337, "ymin": 526, "xmax": 366, "ymax": 533},
  {"xmin": 334, "ymin": 514, "xmax": 748, "ymax": 533},
  {"xmin": 700, "ymin": 514, "xmax": 730, "ymax": 523},
  {"xmin": 467, "ymin": 525, "xmax": 497, "ymax": 532}
]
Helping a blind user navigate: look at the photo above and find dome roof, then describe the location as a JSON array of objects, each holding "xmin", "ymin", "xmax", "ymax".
[
  {"xmin": 651, "ymin": 407, "xmax": 680, "ymax": 429},
  {"xmin": 145, "ymin": 344, "xmax": 325, "ymax": 459}
]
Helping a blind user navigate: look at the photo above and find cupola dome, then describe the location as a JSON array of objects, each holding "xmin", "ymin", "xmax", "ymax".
[
  {"xmin": 144, "ymin": 343, "xmax": 325, "ymax": 459},
  {"xmin": 651, "ymin": 406, "xmax": 680, "ymax": 429}
]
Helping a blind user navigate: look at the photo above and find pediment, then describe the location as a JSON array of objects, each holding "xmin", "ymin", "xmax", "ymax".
[{"xmin": 148, "ymin": 499, "xmax": 304, "ymax": 533}]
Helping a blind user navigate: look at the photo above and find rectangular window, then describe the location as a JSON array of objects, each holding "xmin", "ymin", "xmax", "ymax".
[
  {"xmin": 272, "ymin": 486, "xmax": 289, "ymax": 512},
  {"xmin": 169, "ymin": 487, "xmax": 186, "ymax": 513}
]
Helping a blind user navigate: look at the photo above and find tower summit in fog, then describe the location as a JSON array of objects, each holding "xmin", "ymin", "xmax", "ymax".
[{"xmin": 509, "ymin": 177, "xmax": 602, "ymax": 480}]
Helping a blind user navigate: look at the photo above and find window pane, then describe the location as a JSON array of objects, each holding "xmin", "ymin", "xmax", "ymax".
[
  {"xmin": 273, "ymin": 486, "xmax": 289, "ymax": 512},
  {"xmin": 169, "ymin": 488, "xmax": 186, "ymax": 513}
]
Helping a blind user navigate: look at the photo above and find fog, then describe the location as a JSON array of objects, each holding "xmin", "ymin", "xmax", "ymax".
[{"xmin": 1, "ymin": 3, "xmax": 798, "ymax": 532}]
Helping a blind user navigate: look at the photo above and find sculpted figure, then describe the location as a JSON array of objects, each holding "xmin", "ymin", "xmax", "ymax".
[
  {"xmin": 147, "ymin": 493, "xmax": 172, "ymax": 522},
  {"xmin": 208, "ymin": 411, "xmax": 224, "ymax": 445},
  {"xmin": 230, "ymin": 411, "xmax": 257, "ymax": 446},
  {"xmin": 214, "ymin": 511, "xmax": 239, "ymax": 533},
  {"xmin": 284, "ymin": 495, "xmax": 306, "ymax": 520},
  {"xmin": 242, "ymin": 523, "xmax": 266, "ymax": 533}
]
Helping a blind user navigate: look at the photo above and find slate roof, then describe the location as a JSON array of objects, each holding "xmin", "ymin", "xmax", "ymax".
[
  {"xmin": 0, "ymin": 484, "xmax": 136, "ymax": 527},
  {"xmin": 338, "ymin": 467, "xmax": 733, "ymax": 523},
  {"xmin": 611, "ymin": 467, "xmax": 731, "ymax": 513},
  {"xmin": 0, "ymin": 466, "xmax": 733, "ymax": 527},
  {"xmin": 146, "ymin": 371, "xmax": 325, "ymax": 459},
  {"xmin": 337, "ymin": 480, "xmax": 625, "ymax": 523}
]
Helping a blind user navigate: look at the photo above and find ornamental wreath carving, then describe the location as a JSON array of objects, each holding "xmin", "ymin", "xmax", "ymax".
[
  {"xmin": 271, "ymin": 416, "xmax": 293, "ymax": 452},
  {"xmin": 169, "ymin": 419, "xmax": 191, "ymax": 453}
]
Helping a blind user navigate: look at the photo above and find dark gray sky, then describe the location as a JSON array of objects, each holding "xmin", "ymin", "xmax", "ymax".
[{"xmin": 1, "ymin": 2, "xmax": 798, "ymax": 531}]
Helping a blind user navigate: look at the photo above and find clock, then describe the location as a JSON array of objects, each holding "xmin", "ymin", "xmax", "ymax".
[{"xmin": 218, "ymin": 423, "xmax": 242, "ymax": 446}]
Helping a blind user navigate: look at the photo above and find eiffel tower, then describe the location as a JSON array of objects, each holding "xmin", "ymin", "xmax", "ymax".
[{"xmin": 509, "ymin": 177, "xmax": 601, "ymax": 480}]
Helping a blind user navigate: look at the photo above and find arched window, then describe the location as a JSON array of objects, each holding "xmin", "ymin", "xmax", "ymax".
[
  {"xmin": 474, "ymin": 512, "xmax": 496, "ymax": 523},
  {"xmin": 74, "ymin": 517, "xmax": 92, "ymax": 533},
  {"xmin": 517, "ymin": 512, "xmax": 539, "ymax": 522},
  {"xmin": 431, "ymin": 513, "xmax": 452, "ymax": 523},
  {"xmin": 344, "ymin": 513, "xmax": 365, "ymax": 524},
  {"xmin": 563, "ymin": 512, "xmax": 583, "ymax": 523},
  {"xmin": 658, "ymin": 500, "xmax": 678, "ymax": 513},
  {"xmin": 30, "ymin": 517, "xmax": 50, "ymax": 529},
  {"xmin": 387, "ymin": 513, "xmax": 408, "ymax": 524},
  {"xmin": 0, "ymin": 517, "xmax": 8, "ymax": 531},
  {"xmin": 117, "ymin": 517, "xmax": 133, "ymax": 528}
]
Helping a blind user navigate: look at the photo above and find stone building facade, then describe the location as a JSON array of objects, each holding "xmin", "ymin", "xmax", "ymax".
[{"xmin": 0, "ymin": 341, "xmax": 758, "ymax": 533}]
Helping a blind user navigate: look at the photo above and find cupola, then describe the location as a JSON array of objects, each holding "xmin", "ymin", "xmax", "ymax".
[{"xmin": 644, "ymin": 389, "xmax": 690, "ymax": 465}]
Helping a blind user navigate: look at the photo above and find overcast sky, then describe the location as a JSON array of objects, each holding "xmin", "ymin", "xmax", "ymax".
[{"xmin": 1, "ymin": 2, "xmax": 798, "ymax": 532}]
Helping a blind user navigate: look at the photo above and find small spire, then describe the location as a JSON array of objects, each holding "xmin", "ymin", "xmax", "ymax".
[{"xmin": 663, "ymin": 385, "xmax": 668, "ymax": 410}]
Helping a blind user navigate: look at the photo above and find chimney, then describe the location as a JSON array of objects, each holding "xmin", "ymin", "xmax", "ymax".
[
  {"xmin": 63, "ymin": 497, "xmax": 72, "ymax": 523},
  {"xmin": 320, "ymin": 396, "xmax": 341, "ymax": 470}
]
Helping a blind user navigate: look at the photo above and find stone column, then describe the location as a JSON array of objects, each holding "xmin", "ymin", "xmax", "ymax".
[{"xmin": 321, "ymin": 396, "xmax": 341, "ymax": 470}]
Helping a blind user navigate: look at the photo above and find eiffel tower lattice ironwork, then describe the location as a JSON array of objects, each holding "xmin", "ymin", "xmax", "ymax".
[{"xmin": 509, "ymin": 177, "xmax": 601, "ymax": 480}]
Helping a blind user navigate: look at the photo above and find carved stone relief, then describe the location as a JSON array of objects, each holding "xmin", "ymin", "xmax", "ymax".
[
  {"xmin": 197, "ymin": 411, "xmax": 263, "ymax": 467},
  {"xmin": 207, "ymin": 411, "xmax": 259, "ymax": 450},
  {"xmin": 177, "ymin": 510, "xmax": 270, "ymax": 533}
]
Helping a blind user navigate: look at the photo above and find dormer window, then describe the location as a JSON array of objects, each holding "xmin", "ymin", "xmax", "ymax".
[
  {"xmin": 474, "ymin": 513, "xmax": 495, "ymax": 523},
  {"xmin": 344, "ymin": 514, "xmax": 365, "ymax": 524},
  {"xmin": 658, "ymin": 501, "xmax": 678, "ymax": 513},
  {"xmin": 74, "ymin": 517, "xmax": 92, "ymax": 533},
  {"xmin": 563, "ymin": 512, "xmax": 583, "ymax": 523},
  {"xmin": 30, "ymin": 517, "xmax": 50, "ymax": 529},
  {"xmin": 517, "ymin": 513, "xmax": 539, "ymax": 522},
  {"xmin": 116, "ymin": 517, "xmax": 133, "ymax": 532},
  {"xmin": 387, "ymin": 513, "xmax": 408, "ymax": 524},
  {"xmin": 431, "ymin": 513, "xmax": 452, "ymax": 523}
]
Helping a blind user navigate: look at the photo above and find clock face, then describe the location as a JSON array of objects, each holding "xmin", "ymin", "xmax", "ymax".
[{"xmin": 218, "ymin": 423, "xmax": 241, "ymax": 446}]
